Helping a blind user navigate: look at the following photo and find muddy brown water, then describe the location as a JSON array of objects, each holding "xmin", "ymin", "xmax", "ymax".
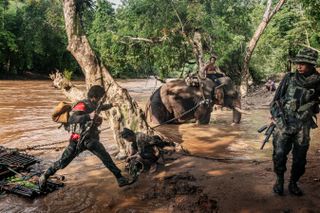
[{"xmin": 0, "ymin": 80, "xmax": 319, "ymax": 212}]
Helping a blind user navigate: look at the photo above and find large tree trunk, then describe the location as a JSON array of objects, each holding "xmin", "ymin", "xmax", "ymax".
[
  {"xmin": 59, "ymin": 0, "xmax": 150, "ymax": 159},
  {"xmin": 192, "ymin": 31, "xmax": 206, "ymax": 78},
  {"xmin": 240, "ymin": 0, "xmax": 286, "ymax": 97}
]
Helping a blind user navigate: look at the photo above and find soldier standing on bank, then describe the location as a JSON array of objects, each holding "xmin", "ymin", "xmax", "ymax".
[
  {"xmin": 270, "ymin": 47, "xmax": 320, "ymax": 196},
  {"xmin": 39, "ymin": 85, "xmax": 130, "ymax": 188}
]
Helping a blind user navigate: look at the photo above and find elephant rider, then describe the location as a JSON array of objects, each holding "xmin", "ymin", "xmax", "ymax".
[
  {"xmin": 120, "ymin": 128, "xmax": 172, "ymax": 173},
  {"xmin": 270, "ymin": 47, "xmax": 320, "ymax": 196},
  {"xmin": 203, "ymin": 54, "xmax": 225, "ymax": 84},
  {"xmin": 39, "ymin": 85, "xmax": 130, "ymax": 188}
]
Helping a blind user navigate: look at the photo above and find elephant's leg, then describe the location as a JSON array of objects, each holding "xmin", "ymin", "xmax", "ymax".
[{"xmin": 195, "ymin": 104, "xmax": 212, "ymax": 124}]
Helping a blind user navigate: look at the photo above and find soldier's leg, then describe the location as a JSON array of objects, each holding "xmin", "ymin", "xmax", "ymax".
[
  {"xmin": 272, "ymin": 129, "xmax": 293, "ymax": 195},
  {"xmin": 42, "ymin": 141, "xmax": 78, "ymax": 179},
  {"xmin": 86, "ymin": 139, "xmax": 129, "ymax": 187},
  {"xmin": 289, "ymin": 126, "xmax": 310, "ymax": 196}
]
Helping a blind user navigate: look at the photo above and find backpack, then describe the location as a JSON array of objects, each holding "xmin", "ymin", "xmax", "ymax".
[{"xmin": 52, "ymin": 101, "xmax": 72, "ymax": 125}]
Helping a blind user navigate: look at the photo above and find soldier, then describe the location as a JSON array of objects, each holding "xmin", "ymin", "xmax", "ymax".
[
  {"xmin": 270, "ymin": 47, "xmax": 320, "ymax": 196},
  {"xmin": 120, "ymin": 128, "xmax": 172, "ymax": 172},
  {"xmin": 39, "ymin": 85, "xmax": 130, "ymax": 188}
]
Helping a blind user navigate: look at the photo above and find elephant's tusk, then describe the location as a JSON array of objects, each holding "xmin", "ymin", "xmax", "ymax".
[
  {"xmin": 234, "ymin": 107, "xmax": 251, "ymax": 115},
  {"xmin": 215, "ymin": 83, "xmax": 225, "ymax": 89}
]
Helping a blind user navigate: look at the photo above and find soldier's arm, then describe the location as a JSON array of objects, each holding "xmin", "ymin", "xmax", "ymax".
[
  {"xmin": 100, "ymin": 103, "xmax": 113, "ymax": 111},
  {"xmin": 136, "ymin": 133, "xmax": 153, "ymax": 153}
]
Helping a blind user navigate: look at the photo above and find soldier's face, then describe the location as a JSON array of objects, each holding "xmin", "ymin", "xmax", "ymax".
[
  {"xmin": 90, "ymin": 97, "xmax": 99, "ymax": 104},
  {"xmin": 296, "ymin": 63, "xmax": 311, "ymax": 74}
]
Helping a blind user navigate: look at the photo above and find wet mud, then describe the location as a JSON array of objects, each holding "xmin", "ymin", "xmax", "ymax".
[{"xmin": 141, "ymin": 172, "xmax": 218, "ymax": 213}]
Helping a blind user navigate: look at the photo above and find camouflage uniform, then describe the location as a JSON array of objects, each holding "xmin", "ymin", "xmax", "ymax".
[
  {"xmin": 42, "ymin": 99, "xmax": 125, "ymax": 184},
  {"xmin": 128, "ymin": 133, "xmax": 162, "ymax": 167},
  {"xmin": 270, "ymin": 47, "xmax": 320, "ymax": 195},
  {"xmin": 121, "ymin": 129, "xmax": 172, "ymax": 172}
]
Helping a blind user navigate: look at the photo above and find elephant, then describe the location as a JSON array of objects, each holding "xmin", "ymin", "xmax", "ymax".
[{"xmin": 145, "ymin": 76, "xmax": 242, "ymax": 125}]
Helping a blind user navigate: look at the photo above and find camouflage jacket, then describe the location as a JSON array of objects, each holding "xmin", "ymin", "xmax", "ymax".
[
  {"xmin": 270, "ymin": 69, "xmax": 320, "ymax": 132},
  {"xmin": 129, "ymin": 133, "xmax": 163, "ymax": 160}
]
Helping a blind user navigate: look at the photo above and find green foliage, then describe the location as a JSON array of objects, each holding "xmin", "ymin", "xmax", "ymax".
[
  {"xmin": 63, "ymin": 68, "xmax": 73, "ymax": 80},
  {"xmin": 250, "ymin": 0, "xmax": 320, "ymax": 81},
  {"xmin": 0, "ymin": 0, "xmax": 80, "ymax": 77},
  {"xmin": 1, "ymin": 0, "xmax": 320, "ymax": 82}
]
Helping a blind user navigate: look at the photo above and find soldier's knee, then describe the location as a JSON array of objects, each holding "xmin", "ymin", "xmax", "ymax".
[
  {"xmin": 273, "ymin": 149, "xmax": 286, "ymax": 159},
  {"xmin": 86, "ymin": 138, "xmax": 101, "ymax": 149}
]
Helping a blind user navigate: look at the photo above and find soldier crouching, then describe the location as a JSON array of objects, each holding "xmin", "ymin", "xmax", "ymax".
[{"xmin": 120, "ymin": 128, "xmax": 173, "ymax": 178}]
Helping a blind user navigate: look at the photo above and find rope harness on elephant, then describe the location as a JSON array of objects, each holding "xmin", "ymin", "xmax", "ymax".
[{"xmin": 151, "ymin": 98, "xmax": 212, "ymax": 129}]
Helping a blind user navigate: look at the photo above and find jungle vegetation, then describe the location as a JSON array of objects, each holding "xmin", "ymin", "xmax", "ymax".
[{"xmin": 0, "ymin": 0, "xmax": 319, "ymax": 83}]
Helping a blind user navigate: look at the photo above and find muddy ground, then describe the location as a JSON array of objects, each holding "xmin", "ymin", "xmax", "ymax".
[{"xmin": 0, "ymin": 79, "xmax": 320, "ymax": 213}]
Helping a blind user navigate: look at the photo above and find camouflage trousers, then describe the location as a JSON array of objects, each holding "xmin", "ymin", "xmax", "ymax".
[
  {"xmin": 272, "ymin": 125, "xmax": 310, "ymax": 182},
  {"xmin": 44, "ymin": 138, "xmax": 122, "ymax": 179}
]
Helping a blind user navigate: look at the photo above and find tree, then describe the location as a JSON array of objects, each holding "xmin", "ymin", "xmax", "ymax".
[
  {"xmin": 240, "ymin": 0, "xmax": 286, "ymax": 97},
  {"xmin": 53, "ymin": 0, "xmax": 151, "ymax": 159}
]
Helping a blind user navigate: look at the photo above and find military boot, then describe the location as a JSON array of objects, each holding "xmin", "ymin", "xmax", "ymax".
[
  {"xmin": 38, "ymin": 174, "xmax": 48, "ymax": 190},
  {"xmin": 116, "ymin": 176, "xmax": 130, "ymax": 187},
  {"xmin": 288, "ymin": 181, "xmax": 303, "ymax": 196},
  {"xmin": 273, "ymin": 175, "xmax": 284, "ymax": 196}
]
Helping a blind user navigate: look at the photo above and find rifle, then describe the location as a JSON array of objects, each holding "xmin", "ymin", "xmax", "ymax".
[
  {"xmin": 76, "ymin": 92, "xmax": 108, "ymax": 153},
  {"xmin": 257, "ymin": 122, "xmax": 276, "ymax": 150}
]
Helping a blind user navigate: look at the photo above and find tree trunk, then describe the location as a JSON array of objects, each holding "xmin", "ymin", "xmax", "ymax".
[
  {"xmin": 192, "ymin": 31, "xmax": 206, "ymax": 78},
  {"xmin": 240, "ymin": 0, "xmax": 286, "ymax": 97},
  {"xmin": 60, "ymin": 0, "xmax": 151, "ymax": 159}
]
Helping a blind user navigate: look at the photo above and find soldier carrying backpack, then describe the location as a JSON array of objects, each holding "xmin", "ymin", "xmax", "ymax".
[{"xmin": 39, "ymin": 85, "xmax": 131, "ymax": 189}]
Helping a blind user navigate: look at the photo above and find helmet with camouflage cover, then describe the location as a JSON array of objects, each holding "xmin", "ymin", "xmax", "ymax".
[{"xmin": 293, "ymin": 47, "xmax": 318, "ymax": 65}]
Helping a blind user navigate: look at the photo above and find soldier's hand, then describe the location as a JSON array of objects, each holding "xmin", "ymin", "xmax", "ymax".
[
  {"xmin": 89, "ymin": 111, "xmax": 96, "ymax": 120},
  {"xmin": 94, "ymin": 115, "xmax": 103, "ymax": 126},
  {"xmin": 269, "ymin": 114, "xmax": 275, "ymax": 124}
]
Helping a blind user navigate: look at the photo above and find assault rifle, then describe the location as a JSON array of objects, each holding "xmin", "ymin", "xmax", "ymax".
[
  {"xmin": 258, "ymin": 99, "xmax": 288, "ymax": 149},
  {"xmin": 258, "ymin": 122, "xmax": 276, "ymax": 150}
]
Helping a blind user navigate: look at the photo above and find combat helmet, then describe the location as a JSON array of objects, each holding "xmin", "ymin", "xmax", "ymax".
[{"xmin": 293, "ymin": 47, "xmax": 318, "ymax": 65}]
